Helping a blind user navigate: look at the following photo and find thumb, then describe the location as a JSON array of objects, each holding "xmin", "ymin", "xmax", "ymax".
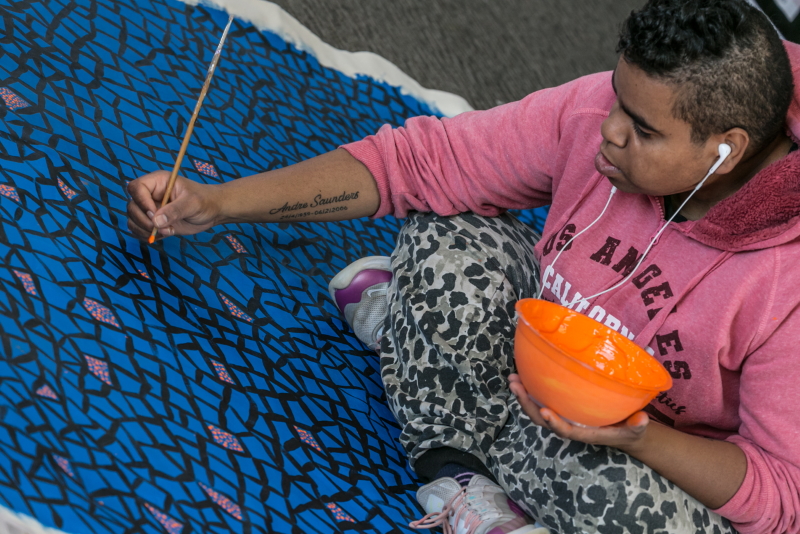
[
  {"xmin": 626, "ymin": 411, "xmax": 650, "ymax": 432},
  {"xmin": 152, "ymin": 195, "xmax": 195, "ymax": 228}
]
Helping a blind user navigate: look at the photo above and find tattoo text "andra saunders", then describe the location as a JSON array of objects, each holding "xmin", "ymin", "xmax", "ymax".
[{"xmin": 269, "ymin": 191, "xmax": 359, "ymax": 215}]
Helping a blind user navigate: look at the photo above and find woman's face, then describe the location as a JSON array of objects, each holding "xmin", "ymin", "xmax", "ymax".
[{"xmin": 597, "ymin": 58, "xmax": 724, "ymax": 196}]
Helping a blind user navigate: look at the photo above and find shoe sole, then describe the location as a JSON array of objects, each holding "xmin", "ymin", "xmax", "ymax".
[
  {"xmin": 328, "ymin": 256, "xmax": 391, "ymax": 304},
  {"xmin": 508, "ymin": 526, "xmax": 551, "ymax": 534}
]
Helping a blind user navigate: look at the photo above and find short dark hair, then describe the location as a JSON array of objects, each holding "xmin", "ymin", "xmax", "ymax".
[{"xmin": 617, "ymin": 0, "xmax": 793, "ymax": 152}]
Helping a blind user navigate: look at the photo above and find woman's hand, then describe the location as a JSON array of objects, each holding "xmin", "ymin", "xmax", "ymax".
[
  {"xmin": 127, "ymin": 170, "xmax": 224, "ymax": 241},
  {"xmin": 508, "ymin": 373, "xmax": 650, "ymax": 452}
]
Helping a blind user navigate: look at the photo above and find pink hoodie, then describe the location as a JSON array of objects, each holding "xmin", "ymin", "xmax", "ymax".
[{"xmin": 343, "ymin": 43, "xmax": 800, "ymax": 534}]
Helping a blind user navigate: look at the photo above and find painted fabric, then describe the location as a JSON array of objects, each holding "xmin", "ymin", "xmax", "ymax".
[
  {"xmin": 382, "ymin": 212, "xmax": 736, "ymax": 534},
  {"xmin": 0, "ymin": 0, "xmax": 551, "ymax": 533}
]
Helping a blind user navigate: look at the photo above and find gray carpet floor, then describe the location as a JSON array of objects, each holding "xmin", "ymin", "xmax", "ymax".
[{"xmin": 270, "ymin": 0, "xmax": 644, "ymax": 110}]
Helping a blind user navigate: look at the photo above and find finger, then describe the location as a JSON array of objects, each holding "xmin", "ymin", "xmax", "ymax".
[
  {"xmin": 508, "ymin": 375, "xmax": 526, "ymax": 393},
  {"xmin": 542, "ymin": 409, "xmax": 631, "ymax": 443},
  {"xmin": 510, "ymin": 381, "xmax": 548, "ymax": 426},
  {"xmin": 509, "ymin": 381, "xmax": 545, "ymax": 426},
  {"xmin": 508, "ymin": 379, "xmax": 527, "ymax": 398},
  {"xmin": 128, "ymin": 219, "xmax": 173, "ymax": 242},
  {"xmin": 127, "ymin": 218, "xmax": 154, "ymax": 241},
  {"xmin": 540, "ymin": 408, "xmax": 573, "ymax": 436},
  {"xmin": 128, "ymin": 171, "xmax": 171, "ymax": 213},
  {"xmin": 128, "ymin": 174, "xmax": 163, "ymax": 213},
  {"xmin": 127, "ymin": 198, "xmax": 155, "ymax": 232},
  {"xmin": 154, "ymin": 226, "xmax": 175, "ymax": 238}
]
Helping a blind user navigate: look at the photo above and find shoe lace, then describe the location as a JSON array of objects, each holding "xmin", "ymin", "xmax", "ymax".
[
  {"xmin": 409, "ymin": 485, "xmax": 501, "ymax": 534},
  {"xmin": 369, "ymin": 324, "xmax": 385, "ymax": 352}
]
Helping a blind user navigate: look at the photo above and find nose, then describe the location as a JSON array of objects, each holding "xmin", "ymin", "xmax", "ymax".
[{"xmin": 601, "ymin": 101, "xmax": 627, "ymax": 149}]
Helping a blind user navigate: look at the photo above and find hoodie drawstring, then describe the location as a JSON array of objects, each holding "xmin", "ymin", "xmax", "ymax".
[{"xmin": 634, "ymin": 250, "xmax": 734, "ymax": 347}]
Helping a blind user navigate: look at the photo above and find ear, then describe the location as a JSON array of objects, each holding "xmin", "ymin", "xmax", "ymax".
[{"xmin": 712, "ymin": 128, "xmax": 749, "ymax": 175}]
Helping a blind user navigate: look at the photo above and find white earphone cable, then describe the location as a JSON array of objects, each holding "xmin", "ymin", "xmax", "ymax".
[
  {"xmin": 542, "ymin": 143, "xmax": 731, "ymax": 308},
  {"xmin": 535, "ymin": 186, "xmax": 617, "ymax": 299}
]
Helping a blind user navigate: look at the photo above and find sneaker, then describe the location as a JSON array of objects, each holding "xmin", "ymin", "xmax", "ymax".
[
  {"xmin": 410, "ymin": 475, "xmax": 550, "ymax": 534},
  {"xmin": 328, "ymin": 256, "xmax": 392, "ymax": 351}
]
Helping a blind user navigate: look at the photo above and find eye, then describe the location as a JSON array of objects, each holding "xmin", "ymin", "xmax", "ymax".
[{"xmin": 632, "ymin": 121, "xmax": 652, "ymax": 139}]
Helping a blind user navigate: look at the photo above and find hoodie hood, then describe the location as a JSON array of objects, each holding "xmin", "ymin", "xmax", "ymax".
[{"xmin": 685, "ymin": 41, "xmax": 800, "ymax": 252}]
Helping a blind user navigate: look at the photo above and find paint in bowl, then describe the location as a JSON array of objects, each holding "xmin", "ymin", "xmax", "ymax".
[{"xmin": 514, "ymin": 298, "xmax": 672, "ymax": 427}]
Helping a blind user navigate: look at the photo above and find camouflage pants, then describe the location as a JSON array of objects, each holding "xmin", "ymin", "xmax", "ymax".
[{"xmin": 381, "ymin": 212, "xmax": 736, "ymax": 534}]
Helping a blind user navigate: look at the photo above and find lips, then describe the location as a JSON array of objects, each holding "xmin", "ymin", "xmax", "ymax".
[{"xmin": 595, "ymin": 151, "xmax": 621, "ymax": 176}]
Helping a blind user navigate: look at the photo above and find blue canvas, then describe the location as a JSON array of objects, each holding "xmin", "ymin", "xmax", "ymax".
[{"xmin": 0, "ymin": 1, "xmax": 549, "ymax": 532}]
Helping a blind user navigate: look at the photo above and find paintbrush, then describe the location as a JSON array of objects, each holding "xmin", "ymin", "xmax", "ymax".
[{"xmin": 149, "ymin": 14, "xmax": 235, "ymax": 244}]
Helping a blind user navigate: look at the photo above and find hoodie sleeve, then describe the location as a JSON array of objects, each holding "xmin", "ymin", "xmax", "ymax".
[
  {"xmin": 713, "ymin": 300, "xmax": 800, "ymax": 533},
  {"xmin": 341, "ymin": 72, "xmax": 612, "ymax": 219}
]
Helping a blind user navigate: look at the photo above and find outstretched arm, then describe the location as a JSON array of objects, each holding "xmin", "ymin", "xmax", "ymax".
[{"xmin": 126, "ymin": 148, "xmax": 379, "ymax": 241}]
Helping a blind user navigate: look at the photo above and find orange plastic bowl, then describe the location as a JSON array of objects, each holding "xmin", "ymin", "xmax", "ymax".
[{"xmin": 514, "ymin": 298, "xmax": 672, "ymax": 427}]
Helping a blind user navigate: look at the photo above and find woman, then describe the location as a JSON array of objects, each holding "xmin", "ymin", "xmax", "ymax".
[{"xmin": 127, "ymin": 1, "xmax": 800, "ymax": 532}]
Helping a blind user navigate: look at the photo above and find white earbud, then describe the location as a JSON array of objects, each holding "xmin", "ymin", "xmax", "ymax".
[{"xmin": 706, "ymin": 143, "xmax": 731, "ymax": 178}]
